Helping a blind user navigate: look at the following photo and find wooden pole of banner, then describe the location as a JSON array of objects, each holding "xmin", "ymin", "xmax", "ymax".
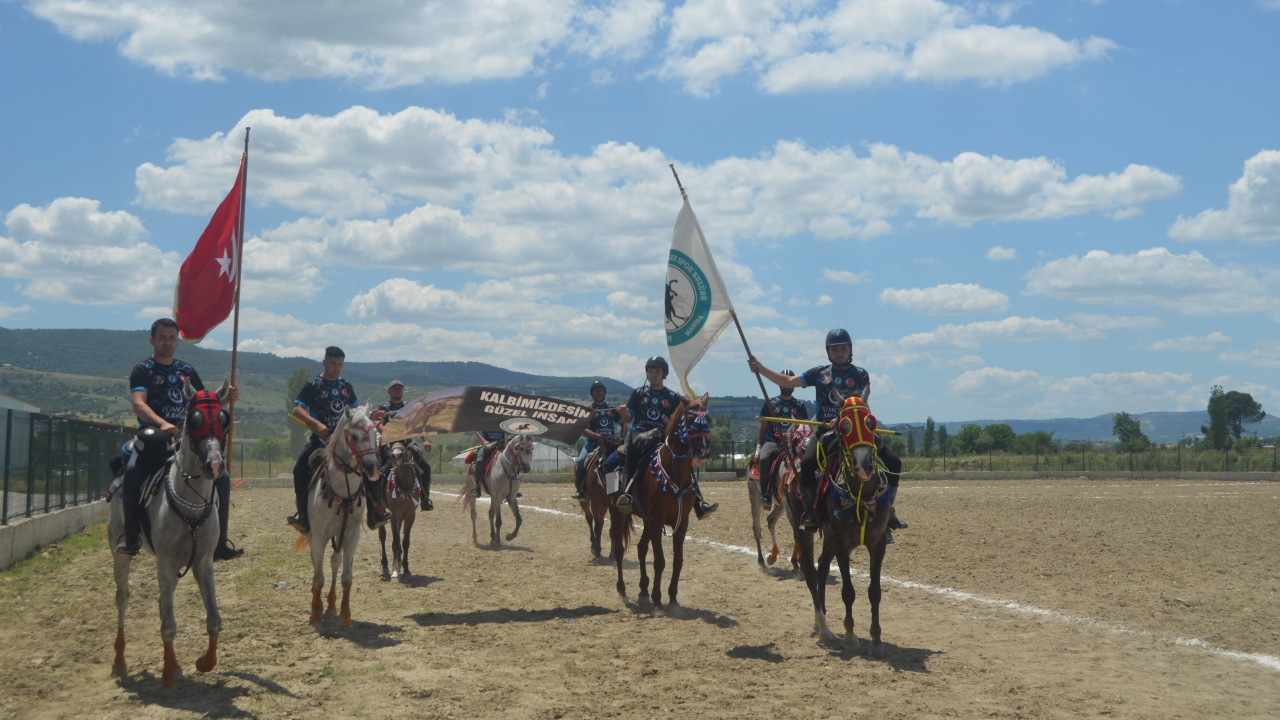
[
  {"xmin": 226, "ymin": 127, "xmax": 249, "ymax": 451},
  {"xmin": 668, "ymin": 163, "xmax": 772, "ymax": 405}
]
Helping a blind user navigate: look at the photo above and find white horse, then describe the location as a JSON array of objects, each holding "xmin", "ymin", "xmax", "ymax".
[
  {"xmin": 109, "ymin": 378, "xmax": 230, "ymax": 689},
  {"xmin": 464, "ymin": 435, "xmax": 533, "ymax": 547},
  {"xmin": 292, "ymin": 405, "xmax": 381, "ymax": 627}
]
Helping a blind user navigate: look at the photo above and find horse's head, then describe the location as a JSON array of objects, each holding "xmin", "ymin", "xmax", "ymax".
[
  {"xmin": 387, "ymin": 440, "xmax": 415, "ymax": 491},
  {"xmin": 508, "ymin": 434, "xmax": 533, "ymax": 473},
  {"xmin": 338, "ymin": 406, "xmax": 381, "ymax": 478},
  {"xmin": 672, "ymin": 393, "xmax": 712, "ymax": 467},
  {"xmin": 181, "ymin": 377, "xmax": 230, "ymax": 478},
  {"xmin": 835, "ymin": 397, "xmax": 879, "ymax": 485}
]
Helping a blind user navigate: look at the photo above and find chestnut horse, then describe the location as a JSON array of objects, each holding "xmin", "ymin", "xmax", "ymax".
[
  {"xmin": 379, "ymin": 440, "xmax": 419, "ymax": 579},
  {"xmin": 614, "ymin": 395, "xmax": 711, "ymax": 611},
  {"xmin": 576, "ymin": 443, "xmax": 612, "ymax": 558},
  {"xmin": 785, "ymin": 397, "xmax": 895, "ymax": 657}
]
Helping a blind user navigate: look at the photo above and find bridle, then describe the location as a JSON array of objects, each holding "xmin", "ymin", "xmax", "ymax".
[
  {"xmin": 333, "ymin": 417, "xmax": 380, "ymax": 478},
  {"xmin": 165, "ymin": 391, "xmax": 227, "ymax": 579},
  {"xmin": 649, "ymin": 407, "xmax": 710, "ymax": 530},
  {"xmin": 499, "ymin": 436, "xmax": 533, "ymax": 481}
]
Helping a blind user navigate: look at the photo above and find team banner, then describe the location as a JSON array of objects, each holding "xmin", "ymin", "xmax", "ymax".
[
  {"xmin": 665, "ymin": 198, "xmax": 735, "ymax": 398},
  {"xmin": 381, "ymin": 386, "xmax": 592, "ymax": 445}
]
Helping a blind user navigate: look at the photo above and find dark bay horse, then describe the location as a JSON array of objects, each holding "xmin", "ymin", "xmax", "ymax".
[
  {"xmin": 614, "ymin": 394, "xmax": 712, "ymax": 611},
  {"xmin": 379, "ymin": 440, "xmax": 419, "ymax": 579},
  {"xmin": 785, "ymin": 397, "xmax": 895, "ymax": 657},
  {"xmin": 577, "ymin": 443, "xmax": 612, "ymax": 558}
]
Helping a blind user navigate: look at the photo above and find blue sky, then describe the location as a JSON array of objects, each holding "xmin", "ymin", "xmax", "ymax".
[{"xmin": 1, "ymin": 0, "xmax": 1278, "ymax": 423}]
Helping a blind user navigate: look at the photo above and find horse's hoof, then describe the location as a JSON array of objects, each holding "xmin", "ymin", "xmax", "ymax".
[
  {"xmin": 505, "ymin": 533, "xmax": 517, "ymax": 542},
  {"xmin": 196, "ymin": 656, "xmax": 217, "ymax": 673},
  {"xmin": 871, "ymin": 642, "xmax": 885, "ymax": 660},
  {"xmin": 309, "ymin": 612, "xmax": 322, "ymax": 622},
  {"xmin": 844, "ymin": 636, "xmax": 860, "ymax": 652},
  {"xmin": 341, "ymin": 617, "xmax": 352, "ymax": 628},
  {"xmin": 111, "ymin": 663, "xmax": 127, "ymax": 678},
  {"xmin": 161, "ymin": 680, "xmax": 176, "ymax": 690},
  {"xmin": 390, "ymin": 571, "xmax": 399, "ymax": 580}
]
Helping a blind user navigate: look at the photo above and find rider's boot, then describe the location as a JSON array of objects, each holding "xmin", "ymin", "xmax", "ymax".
[
  {"xmin": 759, "ymin": 467, "xmax": 773, "ymax": 511},
  {"xmin": 799, "ymin": 484, "xmax": 820, "ymax": 532},
  {"xmin": 212, "ymin": 473, "xmax": 244, "ymax": 562},
  {"xmin": 114, "ymin": 471, "xmax": 142, "ymax": 556},
  {"xmin": 887, "ymin": 506, "xmax": 907, "ymax": 530},
  {"xmin": 287, "ymin": 495, "xmax": 310, "ymax": 535},
  {"xmin": 419, "ymin": 461, "xmax": 434, "ymax": 511},
  {"xmin": 570, "ymin": 464, "xmax": 586, "ymax": 500},
  {"xmin": 693, "ymin": 486, "xmax": 718, "ymax": 520}
]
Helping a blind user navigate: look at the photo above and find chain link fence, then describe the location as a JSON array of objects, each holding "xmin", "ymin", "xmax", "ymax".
[{"xmin": 1, "ymin": 409, "xmax": 134, "ymax": 526}]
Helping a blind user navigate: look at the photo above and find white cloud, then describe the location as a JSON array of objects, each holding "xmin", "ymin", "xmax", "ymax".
[
  {"xmin": 899, "ymin": 316, "xmax": 1101, "ymax": 351},
  {"xmin": 1066, "ymin": 313, "xmax": 1164, "ymax": 330},
  {"xmin": 986, "ymin": 245, "xmax": 1016, "ymax": 261},
  {"xmin": 0, "ymin": 301, "xmax": 33, "ymax": 320},
  {"xmin": 879, "ymin": 283, "xmax": 1009, "ymax": 314},
  {"xmin": 1024, "ymin": 247, "xmax": 1280, "ymax": 319},
  {"xmin": 1146, "ymin": 332, "xmax": 1231, "ymax": 352},
  {"xmin": 662, "ymin": 0, "xmax": 1117, "ymax": 96},
  {"xmin": 822, "ymin": 269, "xmax": 868, "ymax": 283},
  {"xmin": 1168, "ymin": 150, "xmax": 1280, "ymax": 242},
  {"xmin": 572, "ymin": 0, "xmax": 665, "ymax": 60},
  {"xmin": 0, "ymin": 197, "xmax": 178, "ymax": 305},
  {"xmin": 134, "ymin": 306, "xmax": 171, "ymax": 319},
  {"xmin": 26, "ymin": 0, "xmax": 583, "ymax": 88},
  {"xmin": 816, "ymin": 294, "xmax": 833, "ymax": 306},
  {"xmin": 949, "ymin": 366, "xmax": 1194, "ymax": 415},
  {"xmin": 1220, "ymin": 341, "xmax": 1280, "ymax": 369}
]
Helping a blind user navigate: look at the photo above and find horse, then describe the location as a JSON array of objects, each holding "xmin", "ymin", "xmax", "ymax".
[
  {"xmin": 615, "ymin": 395, "xmax": 711, "ymax": 611},
  {"xmin": 576, "ymin": 439, "xmax": 619, "ymax": 559},
  {"xmin": 462, "ymin": 434, "xmax": 533, "ymax": 547},
  {"xmin": 379, "ymin": 440, "xmax": 420, "ymax": 580},
  {"xmin": 109, "ymin": 378, "xmax": 230, "ymax": 689},
  {"xmin": 785, "ymin": 397, "xmax": 894, "ymax": 657},
  {"xmin": 748, "ymin": 422, "xmax": 810, "ymax": 571},
  {"xmin": 291, "ymin": 405, "xmax": 381, "ymax": 627}
]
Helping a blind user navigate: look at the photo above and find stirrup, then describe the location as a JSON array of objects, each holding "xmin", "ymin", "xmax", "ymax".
[
  {"xmin": 422, "ymin": 497, "xmax": 434, "ymax": 511},
  {"xmin": 213, "ymin": 540, "xmax": 245, "ymax": 562},
  {"xmin": 287, "ymin": 514, "xmax": 310, "ymax": 535},
  {"xmin": 760, "ymin": 494, "xmax": 773, "ymax": 511},
  {"xmin": 888, "ymin": 509, "xmax": 907, "ymax": 530},
  {"xmin": 114, "ymin": 537, "xmax": 141, "ymax": 556},
  {"xmin": 886, "ymin": 531, "xmax": 895, "ymax": 545},
  {"xmin": 801, "ymin": 513, "xmax": 819, "ymax": 532},
  {"xmin": 616, "ymin": 493, "xmax": 633, "ymax": 514},
  {"xmin": 694, "ymin": 500, "xmax": 718, "ymax": 520}
]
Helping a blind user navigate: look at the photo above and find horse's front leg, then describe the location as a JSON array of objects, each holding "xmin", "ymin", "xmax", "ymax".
[
  {"xmin": 766, "ymin": 504, "xmax": 785, "ymax": 566},
  {"xmin": 339, "ymin": 533, "xmax": 357, "ymax": 627},
  {"xmin": 489, "ymin": 490, "xmax": 501, "ymax": 547},
  {"xmin": 193, "ymin": 558, "xmax": 222, "ymax": 672},
  {"xmin": 649, "ymin": 518, "xmax": 667, "ymax": 611},
  {"xmin": 867, "ymin": 533, "xmax": 887, "ymax": 659},
  {"xmin": 309, "ymin": 532, "xmax": 326, "ymax": 622},
  {"xmin": 668, "ymin": 513, "xmax": 688, "ymax": 607},
  {"xmin": 610, "ymin": 506, "xmax": 628, "ymax": 599},
  {"xmin": 390, "ymin": 513, "xmax": 403, "ymax": 579},
  {"xmin": 835, "ymin": 548, "xmax": 858, "ymax": 651},
  {"xmin": 157, "ymin": 562, "xmax": 181, "ymax": 689},
  {"xmin": 378, "ymin": 524, "xmax": 389, "ymax": 579},
  {"xmin": 401, "ymin": 509, "xmax": 414, "ymax": 577},
  {"xmin": 748, "ymin": 479, "xmax": 766, "ymax": 567},
  {"xmin": 467, "ymin": 474, "xmax": 479, "ymax": 547},
  {"xmin": 791, "ymin": 512, "xmax": 823, "ymax": 637},
  {"xmin": 328, "ymin": 541, "xmax": 341, "ymax": 615},
  {"xmin": 504, "ymin": 490, "xmax": 522, "ymax": 543},
  {"xmin": 637, "ymin": 517, "xmax": 652, "ymax": 598},
  {"xmin": 111, "ymin": 549, "xmax": 132, "ymax": 677},
  {"xmin": 814, "ymin": 539, "xmax": 837, "ymax": 642}
]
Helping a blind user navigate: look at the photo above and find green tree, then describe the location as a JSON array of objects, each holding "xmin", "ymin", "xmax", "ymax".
[
  {"xmin": 1112, "ymin": 412, "xmax": 1151, "ymax": 453},
  {"xmin": 252, "ymin": 436, "xmax": 286, "ymax": 463},
  {"xmin": 937, "ymin": 424, "xmax": 949, "ymax": 456},
  {"xmin": 711, "ymin": 412, "xmax": 733, "ymax": 446},
  {"xmin": 922, "ymin": 417, "xmax": 935, "ymax": 456},
  {"xmin": 1222, "ymin": 391, "xmax": 1265, "ymax": 441},
  {"xmin": 1202, "ymin": 385, "xmax": 1230, "ymax": 450},
  {"xmin": 906, "ymin": 427, "xmax": 916, "ymax": 455},
  {"xmin": 1016, "ymin": 430, "xmax": 1056, "ymax": 455},
  {"xmin": 286, "ymin": 364, "xmax": 313, "ymax": 454},
  {"xmin": 983, "ymin": 423, "xmax": 1016, "ymax": 452},
  {"xmin": 955, "ymin": 423, "xmax": 983, "ymax": 454}
]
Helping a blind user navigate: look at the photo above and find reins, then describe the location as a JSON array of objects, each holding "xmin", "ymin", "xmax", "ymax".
[
  {"xmin": 648, "ymin": 409, "xmax": 709, "ymax": 532},
  {"xmin": 318, "ymin": 414, "xmax": 376, "ymax": 551}
]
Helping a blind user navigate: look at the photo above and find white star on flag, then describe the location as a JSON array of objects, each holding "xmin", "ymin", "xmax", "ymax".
[{"xmin": 215, "ymin": 243, "xmax": 237, "ymax": 283}]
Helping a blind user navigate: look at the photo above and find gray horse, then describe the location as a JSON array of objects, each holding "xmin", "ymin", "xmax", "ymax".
[
  {"xmin": 293, "ymin": 405, "xmax": 381, "ymax": 626},
  {"xmin": 463, "ymin": 434, "xmax": 533, "ymax": 547},
  {"xmin": 109, "ymin": 377, "xmax": 231, "ymax": 689}
]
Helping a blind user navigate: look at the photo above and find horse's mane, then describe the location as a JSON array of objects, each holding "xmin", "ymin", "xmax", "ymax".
[
  {"xmin": 322, "ymin": 405, "xmax": 370, "ymax": 462},
  {"xmin": 664, "ymin": 398, "xmax": 693, "ymax": 439}
]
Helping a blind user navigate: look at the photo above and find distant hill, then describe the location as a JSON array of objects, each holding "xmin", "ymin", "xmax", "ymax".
[{"xmin": 890, "ymin": 411, "xmax": 1278, "ymax": 445}]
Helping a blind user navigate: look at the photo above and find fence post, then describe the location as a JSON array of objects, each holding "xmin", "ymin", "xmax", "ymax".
[
  {"xmin": 70, "ymin": 424, "xmax": 79, "ymax": 506},
  {"xmin": 44, "ymin": 417, "xmax": 53, "ymax": 514},
  {"xmin": 26, "ymin": 413, "xmax": 35, "ymax": 518},
  {"xmin": 2, "ymin": 409, "xmax": 11, "ymax": 525}
]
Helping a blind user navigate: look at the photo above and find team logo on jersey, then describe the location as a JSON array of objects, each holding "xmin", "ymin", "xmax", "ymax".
[
  {"xmin": 167, "ymin": 374, "xmax": 178, "ymax": 384},
  {"xmin": 661, "ymin": 399, "xmax": 669, "ymax": 407},
  {"xmin": 820, "ymin": 371, "xmax": 832, "ymax": 386},
  {"xmin": 500, "ymin": 418, "xmax": 547, "ymax": 436},
  {"xmin": 329, "ymin": 399, "xmax": 345, "ymax": 413},
  {"xmin": 844, "ymin": 378, "xmax": 854, "ymax": 387},
  {"xmin": 168, "ymin": 388, "xmax": 184, "ymax": 405},
  {"xmin": 330, "ymin": 388, "xmax": 339, "ymax": 397},
  {"xmin": 154, "ymin": 374, "xmax": 164, "ymax": 385},
  {"xmin": 646, "ymin": 409, "xmax": 661, "ymax": 421},
  {"xmin": 665, "ymin": 249, "xmax": 712, "ymax": 346}
]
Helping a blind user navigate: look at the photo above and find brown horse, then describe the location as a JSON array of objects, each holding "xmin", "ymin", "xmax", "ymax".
[
  {"xmin": 615, "ymin": 395, "xmax": 712, "ymax": 611},
  {"xmin": 786, "ymin": 397, "xmax": 894, "ymax": 658},
  {"xmin": 748, "ymin": 422, "xmax": 810, "ymax": 571},
  {"xmin": 378, "ymin": 440, "xmax": 419, "ymax": 580},
  {"xmin": 577, "ymin": 443, "xmax": 613, "ymax": 558}
]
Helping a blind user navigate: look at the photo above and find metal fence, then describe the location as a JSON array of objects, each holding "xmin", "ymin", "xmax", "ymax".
[{"xmin": 1, "ymin": 410, "xmax": 134, "ymax": 525}]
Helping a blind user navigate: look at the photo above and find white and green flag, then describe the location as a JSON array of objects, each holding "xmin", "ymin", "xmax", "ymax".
[{"xmin": 665, "ymin": 199, "xmax": 734, "ymax": 398}]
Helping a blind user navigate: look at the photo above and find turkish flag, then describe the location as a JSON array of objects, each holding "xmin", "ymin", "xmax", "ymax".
[{"xmin": 174, "ymin": 157, "xmax": 244, "ymax": 343}]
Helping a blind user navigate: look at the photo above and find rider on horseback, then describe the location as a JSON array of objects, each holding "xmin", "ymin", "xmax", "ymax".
[
  {"xmin": 378, "ymin": 380, "xmax": 433, "ymax": 511},
  {"xmin": 747, "ymin": 329, "xmax": 907, "ymax": 536},
  {"xmin": 617, "ymin": 356, "xmax": 718, "ymax": 519},
  {"xmin": 754, "ymin": 370, "xmax": 808, "ymax": 510},
  {"xmin": 472, "ymin": 429, "xmax": 506, "ymax": 497},
  {"xmin": 286, "ymin": 347, "xmax": 388, "ymax": 534},
  {"xmin": 114, "ymin": 318, "xmax": 244, "ymax": 562},
  {"xmin": 571, "ymin": 380, "xmax": 626, "ymax": 500}
]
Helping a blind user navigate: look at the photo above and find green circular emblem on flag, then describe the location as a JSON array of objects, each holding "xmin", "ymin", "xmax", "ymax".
[
  {"xmin": 500, "ymin": 418, "xmax": 547, "ymax": 435},
  {"xmin": 666, "ymin": 249, "xmax": 711, "ymax": 346}
]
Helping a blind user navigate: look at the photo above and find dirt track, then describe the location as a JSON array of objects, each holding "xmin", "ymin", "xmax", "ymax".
[{"xmin": 1, "ymin": 478, "xmax": 1278, "ymax": 720}]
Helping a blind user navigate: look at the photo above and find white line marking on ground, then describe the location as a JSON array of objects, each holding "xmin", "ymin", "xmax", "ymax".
[{"xmin": 432, "ymin": 490, "xmax": 1280, "ymax": 673}]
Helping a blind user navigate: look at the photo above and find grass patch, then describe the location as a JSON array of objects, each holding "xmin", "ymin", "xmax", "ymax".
[{"xmin": 0, "ymin": 522, "xmax": 108, "ymax": 612}]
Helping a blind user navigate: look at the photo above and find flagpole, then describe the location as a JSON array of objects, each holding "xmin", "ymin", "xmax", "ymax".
[
  {"xmin": 227, "ymin": 127, "xmax": 249, "ymax": 450},
  {"xmin": 668, "ymin": 163, "xmax": 772, "ymax": 405}
]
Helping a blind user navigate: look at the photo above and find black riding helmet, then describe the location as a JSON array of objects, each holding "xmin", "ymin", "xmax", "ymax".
[
  {"xmin": 644, "ymin": 356, "xmax": 669, "ymax": 379},
  {"xmin": 825, "ymin": 328, "xmax": 852, "ymax": 364},
  {"xmin": 779, "ymin": 369, "xmax": 796, "ymax": 395},
  {"xmin": 589, "ymin": 379, "xmax": 607, "ymax": 398}
]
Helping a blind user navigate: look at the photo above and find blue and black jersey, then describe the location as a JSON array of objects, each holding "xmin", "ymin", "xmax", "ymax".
[
  {"xmin": 378, "ymin": 400, "xmax": 406, "ymax": 420},
  {"xmin": 801, "ymin": 364, "xmax": 870, "ymax": 423},
  {"xmin": 296, "ymin": 376, "xmax": 359, "ymax": 440},
  {"xmin": 626, "ymin": 385, "xmax": 683, "ymax": 434},
  {"xmin": 129, "ymin": 357, "xmax": 204, "ymax": 427},
  {"xmin": 587, "ymin": 403, "xmax": 623, "ymax": 438},
  {"xmin": 760, "ymin": 396, "xmax": 809, "ymax": 444},
  {"xmin": 478, "ymin": 430, "xmax": 505, "ymax": 443}
]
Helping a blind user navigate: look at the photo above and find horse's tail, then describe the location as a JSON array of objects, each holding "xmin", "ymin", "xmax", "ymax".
[
  {"xmin": 617, "ymin": 511, "xmax": 634, "ymax": 551},
  {"xmin": 457, "ymin": 481, "xmax": 472, "ymax": 511},
  {"xmin": 292, "ymin": 534, "xmax": 310, "ymax": 552}
]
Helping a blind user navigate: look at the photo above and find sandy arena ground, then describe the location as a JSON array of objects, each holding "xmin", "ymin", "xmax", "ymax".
[{"xmin": 1, "ymin": 478, "xmax": 1278, "ymax": 719}]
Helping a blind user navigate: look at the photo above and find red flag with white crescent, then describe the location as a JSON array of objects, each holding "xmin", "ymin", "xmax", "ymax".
[{"xmin": 173, "ymin": 157, "xmax": 244, "ymax": 343}]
